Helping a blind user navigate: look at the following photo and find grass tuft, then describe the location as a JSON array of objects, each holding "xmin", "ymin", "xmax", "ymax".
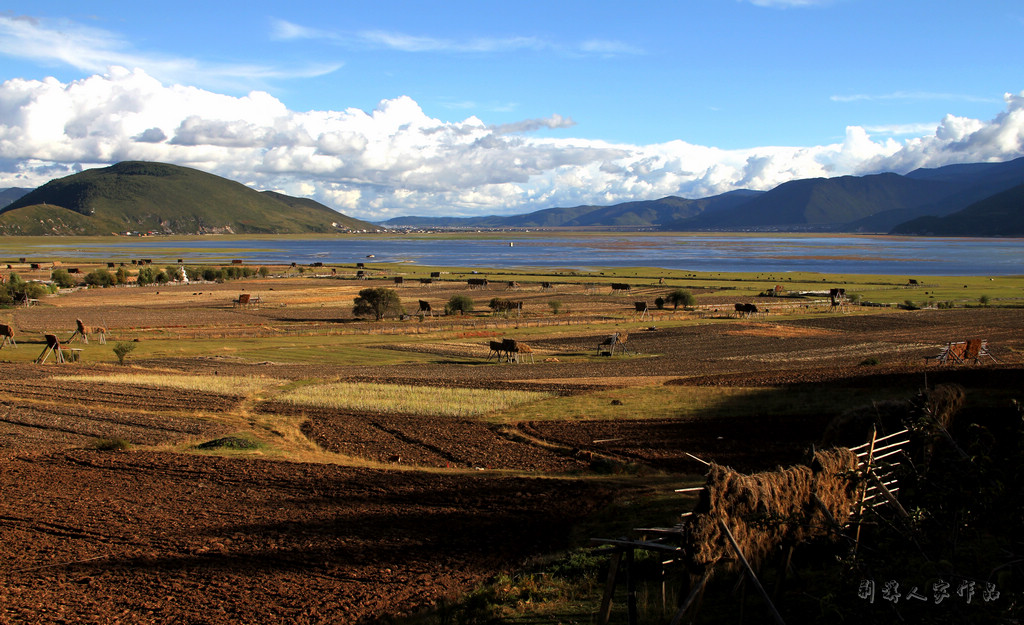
[
  {"xmin": 196, "ymin": 436, "xmax": 261, "ymax": 450},
  {"xmin": 90, "ymin": 437, "xmax": 131, "ymax": 451}
]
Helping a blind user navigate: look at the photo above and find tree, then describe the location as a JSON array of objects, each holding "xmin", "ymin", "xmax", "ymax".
[
  {"xmin": 84, "ymin": 269, "xmax": 114, "ymax": 287},
  {"xmin": 352, "ymin": 287, "xmax": 403, "ymax": 320},
  {"xmin": 666, "ymin": 288, "xmax": 696, "ymax": 310},
  {"xmin": 50, "ymin": 268, "xmax": 75, "ymax": 289},
  {"xmin": 112, "ymin": 342, "xmax": 137, "ymax": 365},
  {"xmin": 445, "ymin": 294, "xmax": 474, "ymax": 315}
]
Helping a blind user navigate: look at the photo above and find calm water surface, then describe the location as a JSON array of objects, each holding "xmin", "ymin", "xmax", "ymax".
[{"xmin": 16, "ymin": 235, "xmax": 1024, "ymax": 276}]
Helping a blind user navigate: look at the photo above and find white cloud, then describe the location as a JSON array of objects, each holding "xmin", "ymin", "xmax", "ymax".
[
  {"xmin": 1, "ymin": 69, "xmax": 1022, "ymax": 221},
  {"xmin": 0, "ymin": 14, "xmax": 341, "ymax": 92},
  {"xmin": 270, "ymin": 18, "xmax": 642, "ymax": 57}
]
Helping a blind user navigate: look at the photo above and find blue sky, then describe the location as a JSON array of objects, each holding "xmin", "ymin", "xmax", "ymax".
[{"xmin": 1, "ymin": 0, "xmax": 1022, "ymax": 220}]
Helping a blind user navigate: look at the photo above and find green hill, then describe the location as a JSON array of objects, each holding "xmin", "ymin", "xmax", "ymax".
[
  {"xmin": 890, "ymin": 183, "xmax": 1024, "ymax": 236},
  {"xmin": 0, "ymin": 162, "xmax": 376, "ymax": 235}
]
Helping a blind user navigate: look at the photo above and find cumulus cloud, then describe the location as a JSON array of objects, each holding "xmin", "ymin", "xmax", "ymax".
[{"xmin": 1, "ymin": 68, "xmax": 1023, "ymax": 221}]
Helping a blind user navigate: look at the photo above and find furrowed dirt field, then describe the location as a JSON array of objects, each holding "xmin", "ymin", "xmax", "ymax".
[{"xmin": 1, "ymin": 270, "xmax": 1022, "ymax": 624}]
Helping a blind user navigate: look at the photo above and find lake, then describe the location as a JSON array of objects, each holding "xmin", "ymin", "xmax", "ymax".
[{"xmin": 8, "ymin": 234, "xmax": 1024, "ymax": 276}]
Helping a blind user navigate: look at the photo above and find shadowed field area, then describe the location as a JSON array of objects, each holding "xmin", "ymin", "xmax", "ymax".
[{"xmin": 1, "ymin": 263, "xmax": 1021, "ymax": 623}]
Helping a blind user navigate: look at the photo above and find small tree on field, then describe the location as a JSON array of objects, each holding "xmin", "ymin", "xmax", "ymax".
[
  {"xmin": 979, "ymin": 294, "xmax": 990, "ymax": 307},
  {"xmin": 84, "ymin": 269, "xmax": 114, "ymax": 287},
  {"xmin": 258, "ymin": 266, "xmax": 270, "ymax": 278},
  {"xmin": 666, "ymin": 288, "xmax": 696, "ymax": 310},
  {"xmin": 445, "ymin": 294, "xmax": 474, "ymax": 315},
  {"xmin": 353, "ymin": 287, "xmax": 403, "ymax": 320},
  {"xmin": 51, "ymin": 268, "xmax": 76, "ymax": 289},
  {"xmin": 112, "ymin": 342, "xmax": 137, "ymax": 365},
  {"xmin": 548, "ymin": 300, "xmax": 562, "ymax": 315}
]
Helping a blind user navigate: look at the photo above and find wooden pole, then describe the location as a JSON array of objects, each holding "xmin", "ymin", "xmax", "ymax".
[
  {"xmin": 597, "ymin": 550, "xmax": 622, "ymax": 625},
  {"xmin": 853, "ymin": 426, "xmax": 878, "ymax": 556},
  {"xmin": 669, "ymin": 568, "xmax": 712, "ymax": 625},
  {"xmin": 718, "ymin": 520, "xmax": 787, "ymax": 625},
  {"xmin": 866, "ymin": 471, "xmax": 910, "ymax": 519},
  {"xmin": 626, "ymin": 547, "xmax": 638, "ymax": 625}
]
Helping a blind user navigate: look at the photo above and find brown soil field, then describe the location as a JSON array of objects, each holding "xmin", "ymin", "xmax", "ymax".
[{"xmin": 1, "ymin": 273, "xmax": 1022, "ymax": 623}]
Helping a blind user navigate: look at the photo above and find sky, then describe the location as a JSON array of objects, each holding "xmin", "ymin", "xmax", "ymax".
[{"xmin": 1, "ymin": 0, "xmax": 1023, "ymax": 222}]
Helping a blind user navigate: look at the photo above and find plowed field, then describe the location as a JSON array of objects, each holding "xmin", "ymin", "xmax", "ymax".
[{"xmin": 1, "ymin": 274, "xmax": 1022, "ymax": 623}]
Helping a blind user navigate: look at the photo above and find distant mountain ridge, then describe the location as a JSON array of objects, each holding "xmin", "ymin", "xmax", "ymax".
[
  {"xmin": 380, "ymin": 157, "xmax": 1024, "ymax": 234},
  {"xmin": 890, "ymin": 183, "xmax": 1024, "ymax": 236},
  {"xmin": 0, "ymin": 187, "xmax": 31, "ymax": 209},
  {"xmin": 0, "ymin": 162, "xmax": 376, "ymax": 236}
]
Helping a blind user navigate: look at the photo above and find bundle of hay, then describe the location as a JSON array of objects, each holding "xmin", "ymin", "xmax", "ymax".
[{"xmin": 683, "ymin": 448, "xmax": 858, "ymax": 574}]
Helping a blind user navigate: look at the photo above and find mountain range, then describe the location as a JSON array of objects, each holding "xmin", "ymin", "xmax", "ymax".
[
  {"xmin": 382, "ymin": 157, "xmax": 1024, "ymax": 236},
  {"xmin": 1, "ymin": 158, "xmax": 1021, "ymax": 236},
  {"xmin": 0, "ymin": 162, "xmax": 376, "ymax": 236}
]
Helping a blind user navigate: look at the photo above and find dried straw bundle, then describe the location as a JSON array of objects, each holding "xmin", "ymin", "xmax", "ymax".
[{"xmin": 684, "ymin": 448, "xmax": 859, "ymax": 574}]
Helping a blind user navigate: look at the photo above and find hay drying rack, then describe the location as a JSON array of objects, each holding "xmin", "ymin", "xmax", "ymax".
[{"xmin": 591, "ymin": 428, "xmax": 913, "ymax": 625}]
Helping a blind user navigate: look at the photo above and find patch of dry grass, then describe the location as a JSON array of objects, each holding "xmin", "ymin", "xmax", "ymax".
[
  {"xmin": 54, "ymin": 373, "xmax": 287, "ymax": 396},
  {"xmin": 278, "ymin": 382, "xmax": 551, "ymax": 418}
]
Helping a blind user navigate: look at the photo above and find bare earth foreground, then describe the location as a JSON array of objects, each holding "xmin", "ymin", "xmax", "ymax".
[{"xmin": 0, "ymin": 272, "xmax": 1022, "ymax": 624}]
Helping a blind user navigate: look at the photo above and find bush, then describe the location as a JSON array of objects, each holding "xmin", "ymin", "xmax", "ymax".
[
  {"xmin": 666, "ymin": 288, "xmax": 696, "ymax": 310},
  {"xmin": 548, "ymin": 300, "xmax": 562, "ymax": 315},
  {"xmin": 979, "ymin": 294, "xmax": 990, "ymax": 306},
  {"xmin": 91, "ymin": 437, "xmax": 130, "ymax": 451},
  {"xmin": 445, "ymin": 294, "xmax": 474, "ymax": 315},
  {"xmin": 51, "ymin": 268, "xmax": 76, "ymax": 288},
  {"xmin": 352, "ymin": 287, "xmax": 403, "ymax": 320},
  {"xmin": 858, "ymin": 356, "xmax": 880, "ymax": 366},
  {"xmin": 84, "ymin": 269, "xmax": 114, "ymax": 287},
  {"xmin": 654, "ymin": 297, "xmax": 665, "ymax": 310},
  {"xmin": 112, "ymin": 341, "xmax": 137, "ymax": 365}
]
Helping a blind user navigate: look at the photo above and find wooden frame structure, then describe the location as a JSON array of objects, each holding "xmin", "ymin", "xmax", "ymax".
[
  {"xmin": 631, "ymin": 301, "xmax": 649, "ymax": 321},
  {"xmin": 68, "ymin": 319, "xmax": 106, "ymax": 345},
  {"xmin": 925, "ymin": 339, "xmax": 996, "ymax": 365},
  {"xmin": 232, "ymin": 294, "xmax": 262, "ymax": 309},
  {"xmin": 486, "ymin": 338, "xmax": 534, "ymax": 363},
  {"xmin": 829, "ymin": 288, "xmax": 849, "ymax": 313},
  {"xmin": 590, "ymin": 441, "xmax": 899, "ymax": 625},
  {"xmin": 0, "ymin": 323, "xmax": 15, "ymax": 349},
  {"xmin": 36, "ymin": 334, "xmax": 78, "ymax": 364},
  {"xmin": 597, "ymin": 332, "xmax": 630, "ymax": 356}
]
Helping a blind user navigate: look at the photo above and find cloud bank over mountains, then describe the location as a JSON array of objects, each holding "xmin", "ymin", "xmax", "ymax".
[{"xmin": 1, "ymin": 67, "xmax": 1022, "ymax": 221}]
